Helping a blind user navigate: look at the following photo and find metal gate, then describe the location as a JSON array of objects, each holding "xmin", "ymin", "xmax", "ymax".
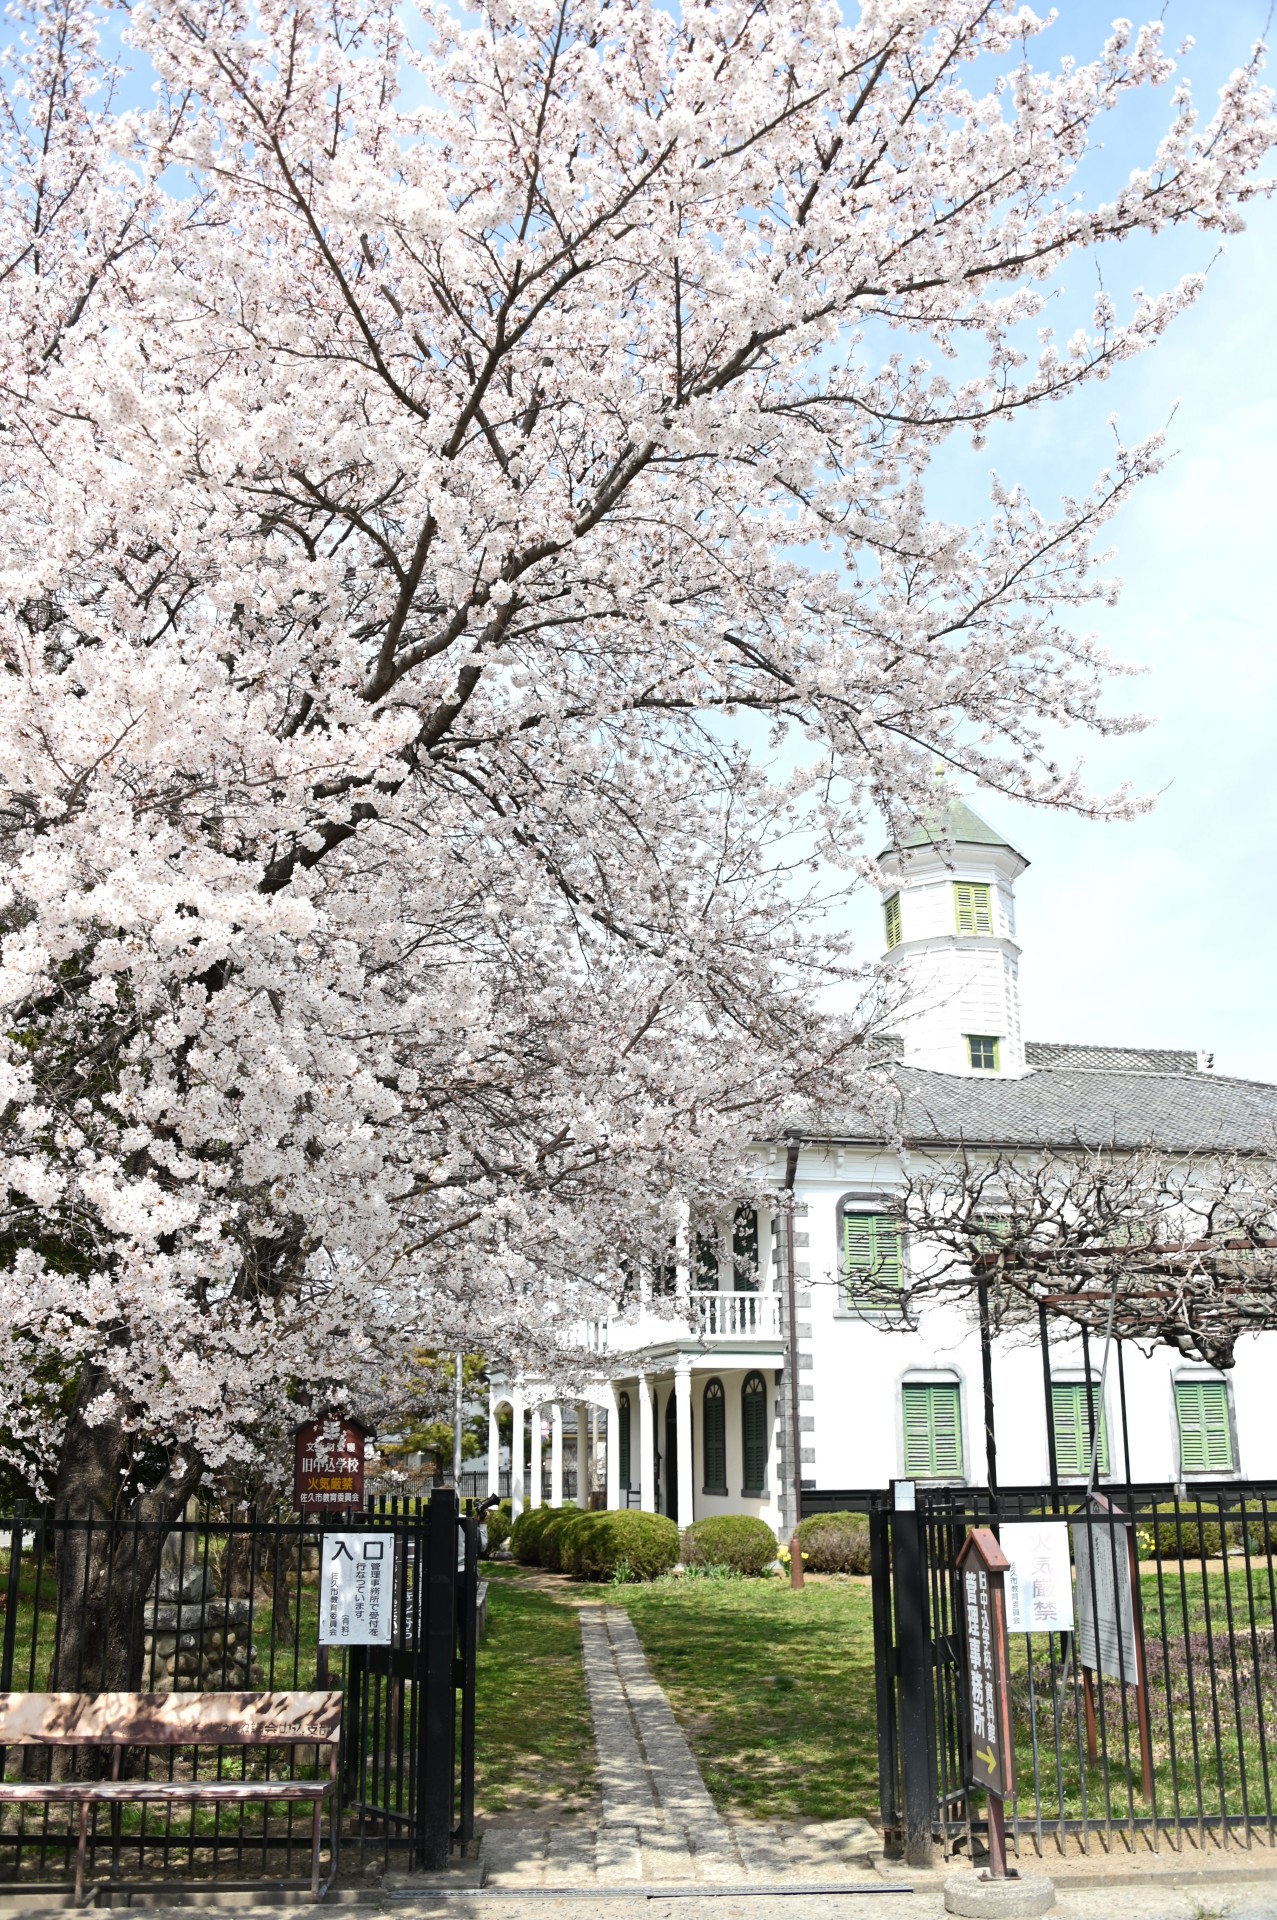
[
  {"xmin": 0, "ymin": 1487, "xmax": 478, "ymax": 1890},
  {"xmin": 812, "ymin": 1480, "xmax": 1277, "ymax": 1864}
]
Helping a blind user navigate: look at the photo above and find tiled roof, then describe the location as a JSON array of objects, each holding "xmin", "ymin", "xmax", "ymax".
[
  {"xmin": 882, "ymin": 796, "xmax": 1027, "ymax": 861},
  {"xmin": 1024, "ymin": 1042, "xmax": 1201, "ymax": 1073},
  {"xmin": 825, "ymin": 1057, "xmax": 1277, "ymax": 1154}
]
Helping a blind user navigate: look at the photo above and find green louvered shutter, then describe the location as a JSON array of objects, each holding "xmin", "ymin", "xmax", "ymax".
[
  {"xmin": 902, "ymin": 1384, "xmax": 963, "ymax": 1479},
  {"xmin": 1175, "ymin": 1381, "xmax": 1235, "ymax": 1473},
  {"xmin": 742, "ymin": 1373, "xmax": 768, "ymax": 1493},
  {"xmin": 703, "ymin": 1379, "xmax": 727, "ymax": 1493},
  {"xmin": 844, "ymin": 1212, "xmax": 904, "ymax": 1307},
  {"xmin": 954, "ymin": 882, "xmax": 993, "ymax": 935},
  {"xmin": 884, "ymin": 893, "xmax": 902, "ymax": 949},
  {"xmin": 1051, "ymin": 1383, "xmax": 1109, "ymax": 1477}
]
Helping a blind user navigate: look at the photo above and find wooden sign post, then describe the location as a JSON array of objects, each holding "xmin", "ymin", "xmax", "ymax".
[
  {"xmin": 293, "ymin": 1415, "xmax": 369, "ymax": 1514},
  {"xmin": 957, "ymin": 1527, "xmax": 1015, "ymax": 1879}
]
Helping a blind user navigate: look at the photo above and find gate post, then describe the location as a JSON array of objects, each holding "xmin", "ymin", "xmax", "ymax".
[
  {"xmin": 417, "ymin": 1488, "xmax": 459, "ymax": 1872},
  {"xmin": 891, "ymin": 1496, "xmax": 935, "ymax": 1868},
  {"xmin": 869, "ymin": 1505, "xmax": 900, "ymax": 1852}
]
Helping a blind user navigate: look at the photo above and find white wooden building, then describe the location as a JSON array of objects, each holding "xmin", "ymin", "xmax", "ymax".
[{"xmin": 488, "ymin": 799, "xmax": 1277, "ymax": 1533}]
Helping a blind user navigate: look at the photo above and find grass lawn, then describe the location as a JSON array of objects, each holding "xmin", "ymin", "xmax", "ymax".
[
  {"xmin": 611, "ymin": 1573, "xmax": 880, "ymax": 1822},
  {"xmin": 1007, "ymin": 1560, "xmax": 1277, "ymax": 1834},
  {"xmin": 478, "ymin": 1564, "xmax": 880, "ymax": 1825},
  {"xmin": 475, "ymin": 1566, "xmax": 598, "ymax": 1819}
]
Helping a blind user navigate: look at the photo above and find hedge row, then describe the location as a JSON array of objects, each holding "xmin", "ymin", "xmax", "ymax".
[{"xmin": 509, "ymin": 1506, "xmax": 680, "ymax": 1581}]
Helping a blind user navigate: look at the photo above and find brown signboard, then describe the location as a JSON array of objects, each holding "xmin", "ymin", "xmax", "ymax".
[
  {"xmin": 293, "ymin": 1416, "xmax": 367, "ymax": 1512},
  {"xmin": 956, "ymin": 1526, "xmax": 1015, "ymax": 1801}
]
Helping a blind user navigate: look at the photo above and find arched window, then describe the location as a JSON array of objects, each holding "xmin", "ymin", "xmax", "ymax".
[
  {"xmin": 702, "ymin": 1378, "xmax": 727, "ymax": 1494},
  {"xmin": 617, "ymin": 1391, "xmax": 631, "ymax": 1491},
  {"xmin": 741, "ymin": 1372, "xmax": 768, "ymax": 1496}
]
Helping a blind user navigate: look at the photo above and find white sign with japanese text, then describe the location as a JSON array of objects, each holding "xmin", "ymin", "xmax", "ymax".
[
  {"xmin": 1001, "ymin": 1522, "xmax": 1074, "ymax": 1636},
  {"xmin": 319, "ymin": 1533, "xmax": 396, "ymax": 1645}
]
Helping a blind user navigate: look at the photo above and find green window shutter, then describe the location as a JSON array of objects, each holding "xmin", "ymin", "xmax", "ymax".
[
  {"xmin": 901, "ymin": 1383, "xmax": 963, "ymax": 1479},
  {"xmin": 618, "ymin": 1392, "xmax": 631, "ymax": 1490},
  {"xmin": 1175, "ymin": 1381, "xmax": 1235, "ymax": 1473},
  {"xmin": 741, "ymin": 1373, "xmax": 768, "ymax": 1493},
  {"xmin": 703, "ymin": 1379, "xmax": 727, "ymax": 1493},
  {"xmin": 884, "ymin": 893, "xmax": 902, "ymax": 949},
  {"xmin": 844, "ymin": 1211, "xmax": 904, "ymax": 1307},
  {"xmin": 954, "ymin": 882, "xmax": 993, "ymax": 935},
  {"xmin": 1051, "ymin": 1383, "xmax": 1108, "ymax": 1477}
]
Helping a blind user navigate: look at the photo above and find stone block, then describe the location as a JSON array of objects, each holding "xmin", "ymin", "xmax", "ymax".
[{"xmin": 943, "ymin": 1870, "xmax": 1055, "ymax": 1916}]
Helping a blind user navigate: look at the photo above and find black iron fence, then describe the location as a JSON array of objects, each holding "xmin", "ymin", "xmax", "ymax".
[
  {"xmin": 0, "ymin": 1489, "xmax": 478, "ymax": 1893},
  {"xmin": 811, "ymin": 1480, "xmax": 1277, "ymax": 1864}
]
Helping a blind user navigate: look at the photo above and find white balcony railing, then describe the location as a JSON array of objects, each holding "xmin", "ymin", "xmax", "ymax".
[
  {"xmin": 585, "ymin": 1289, "xmax": 782, "ymax": 1359},
  {"xmin": 693, "ymin": 1290, "xmax": 781, "ymax": 1340}
]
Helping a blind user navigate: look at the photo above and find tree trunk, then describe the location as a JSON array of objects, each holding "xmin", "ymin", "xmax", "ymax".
[{"xmin": 49, "ymin": 1364, "xmax": 203, "ymax": 1774}]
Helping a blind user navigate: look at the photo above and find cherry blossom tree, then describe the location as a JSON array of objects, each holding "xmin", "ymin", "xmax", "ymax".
[{"xmin": 0, "ymin": 0, "xmax": 1273, "ymax": 1519}]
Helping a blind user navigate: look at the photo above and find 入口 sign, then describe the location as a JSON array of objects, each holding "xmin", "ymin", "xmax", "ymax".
[
  {"xmin": 319, "ymin": 1533, "xmax": 396, "ymax": 1646},
  {"xmin": 1001, "ymin": 1521, "xmax": 1075, "ymax": 1636}
]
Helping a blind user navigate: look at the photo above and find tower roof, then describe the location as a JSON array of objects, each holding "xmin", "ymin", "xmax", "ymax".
[{"xmin": 882, "ymin": 795, "xmax": 1027, "ymax": 864}]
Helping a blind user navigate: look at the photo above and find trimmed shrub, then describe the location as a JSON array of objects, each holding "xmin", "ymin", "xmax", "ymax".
[
  {"xmin": 681, "ymin": 1515, "xmax": 777, "ymax": 1576},
  {"xmin": 539, "ymin": 1507, "xmax": 588, "ymax": 1572},
  {"xmin": 795, "ymin": 1510, "xmax": 871, "ymax": 1575},
  {"xmin": 1143, "ymin": 1502, "xmax": 1241, "ymax": 1562},
  {"xmin": 482, "ymin": 1500, "xmax": 512, "ymax": 1556},
  {"xmin": 562, "ymin": 1509, "xmax": 679, "ymax": 1582},
  {"xmin": 509, "ymin": 1506, "xmax": 557, "ymax": 1565}
]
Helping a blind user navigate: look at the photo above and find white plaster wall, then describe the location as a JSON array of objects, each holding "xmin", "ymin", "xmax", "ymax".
[
  {"xmin": 896, "ymin": 870, "xmax": 1017, "ymax": 944},
  {"xmin": 795, "ymin": 1147, "xmax": 1277, "ymax": 1491}
]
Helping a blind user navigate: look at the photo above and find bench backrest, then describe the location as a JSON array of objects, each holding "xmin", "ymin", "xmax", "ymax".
[{"xmin": 0, "ymin": 1691, "xmax": 342, "ymax": 1747}]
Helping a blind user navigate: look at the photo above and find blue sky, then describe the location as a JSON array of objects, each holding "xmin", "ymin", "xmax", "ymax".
[{"xmin": 844, "ymin": 2, "xmax": 1277, "ymax": 1083}]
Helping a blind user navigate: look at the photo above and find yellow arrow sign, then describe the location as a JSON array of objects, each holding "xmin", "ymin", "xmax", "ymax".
[{"xmin": 974, "ymin": 1745, "xmax": 997, "ymax": 1774}]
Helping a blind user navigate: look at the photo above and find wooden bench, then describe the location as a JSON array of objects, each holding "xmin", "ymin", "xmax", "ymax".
[{"xmin": 0, "ymin": 1690, "xmax": 342, "ymax": 1902}]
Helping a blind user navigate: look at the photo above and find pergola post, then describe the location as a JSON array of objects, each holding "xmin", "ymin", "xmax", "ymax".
[
  {"xmin": 510, "ymin": 1390, "xmax": 526, "ymax": 1520},
  {"xmin": 606, "ymin": 1389, "xmax": 621, "ymax": 1510},
  {"xmin": 576, "ymin": 1404, "xmax": 590, "ymax": 1508},
  {"xmin": 550, "ymin": 1403, "xmax": 563, "ymax": 1506},
  {"xmin": 529, "ymin": 1401, "xmax": 543, "ymax": 1510},
  {"xmin": 487, "ymin": 1395, "xmax": 501, "ymax": 1500}
]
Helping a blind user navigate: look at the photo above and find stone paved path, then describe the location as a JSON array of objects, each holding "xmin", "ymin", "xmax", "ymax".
[
  {"xmin": 479, "ymin": 1604, "xmax": 886, "ymax": 1892},
  {"xmin": 472, "ymin": 1604, "xmax": 1277, "ymax": 1920}
]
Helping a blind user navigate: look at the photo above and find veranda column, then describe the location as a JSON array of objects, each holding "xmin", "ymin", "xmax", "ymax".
[
  {"xmin": 606, "ymin": 1388, "xmax": 621, "ymax": 1510},
  {"xmin": 675, "ymin": 1360, "xmax": 694, "ymax": 1530},
  {"xmin": 638, "ymin": 1373, "xmax": 655, "ymax": 1513},
  {"xmin": 550, "ymin": 1403, "xmax": 564, "ymax": 1507},
  {"xmin": 576, "ymin": 1403, "xmax": 590, "ymax": 1508},
  {"xmin": 510, "ymin": 1390, "xmax": 526, "ymax": 1520},
  {"xmin": 487, "ymin": 1394, "xmax": 501, "ymax": 1500},
  {"xmin": 530, "ymin": 1400, "xmax": 543, "ymax": 1510}
]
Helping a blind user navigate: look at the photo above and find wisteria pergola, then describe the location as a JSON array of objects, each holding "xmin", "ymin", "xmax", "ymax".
[{"xmin": 897, "ymin": 1145, "xmax": 1277, "ymax": 1498}]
